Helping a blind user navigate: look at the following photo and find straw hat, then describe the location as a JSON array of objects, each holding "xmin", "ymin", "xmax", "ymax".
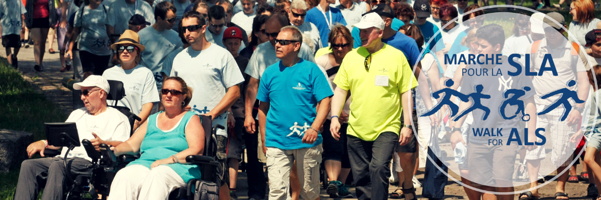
[{"xmin": 110, "ymin": 30, "xmax": 145, "ymax": 52}]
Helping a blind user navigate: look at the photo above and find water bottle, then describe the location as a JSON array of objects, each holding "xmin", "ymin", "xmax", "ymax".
[{"xmin": 454, "ymin": 142, "xmax": 467, "ymax": 165}]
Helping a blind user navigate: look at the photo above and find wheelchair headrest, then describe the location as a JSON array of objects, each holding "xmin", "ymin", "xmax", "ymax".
[{"xmin": 107, "ymin": 80, "xmax": 126, "ymax": 101}]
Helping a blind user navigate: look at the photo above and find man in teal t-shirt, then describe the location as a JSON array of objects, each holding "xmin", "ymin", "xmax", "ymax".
[{"xmin": 257, "ymin": 26, "xmax": 333, "ymax": 200}]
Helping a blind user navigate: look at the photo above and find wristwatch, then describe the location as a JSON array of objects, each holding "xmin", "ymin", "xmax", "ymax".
[
  {"xmin": 404, "ymin": 124, "xmax": 413, "ymax": 129},
  {"xmin": 451, "ymin": 127, "xmax": 461, "ymax": 132}
]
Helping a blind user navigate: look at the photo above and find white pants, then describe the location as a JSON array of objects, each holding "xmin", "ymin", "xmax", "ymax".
[{"xmin": 108, "ymin": 164, "xmax": 185, "ymax": 200}]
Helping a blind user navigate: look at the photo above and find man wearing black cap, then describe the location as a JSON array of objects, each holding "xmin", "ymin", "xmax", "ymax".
[
  {"xmin": 412, "ymin": 0, "xmax": 444, "ymax": 53},
  {"xmin": 138, "ymin": 1, "xmax": 183, "ymax": 90},
  {"xmin": 129, "ymin": 14, "xmax": 150, "ymax": 32}
]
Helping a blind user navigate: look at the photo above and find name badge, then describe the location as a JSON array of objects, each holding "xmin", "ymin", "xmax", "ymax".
[{"xmin": 375, "ymin": 75, "xmax": 389, "ymax": 86}]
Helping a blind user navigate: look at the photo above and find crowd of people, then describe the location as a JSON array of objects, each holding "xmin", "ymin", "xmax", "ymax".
[{"xmin": 4, "ymin": 0, "xmax": 601, "ymax": 199}]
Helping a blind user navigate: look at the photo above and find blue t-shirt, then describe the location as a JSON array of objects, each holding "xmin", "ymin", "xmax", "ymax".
[
  {"xmin": 382, "ymin": 32, "xmax": 420, "ymax": 67},
  {"xmin": 351, "ymin": 18, "xmax": 404, "ymax": 49},
  {"xmin": 305, "ymin": 6, "xmax": 347, "ymax": 48},
  {"xmin": 257, "ymin": 59, "xmax": 333, "ymax": 150},
  {"xmin": 414, "ymin": 21, "xmax": 445, "ymax": 55}
]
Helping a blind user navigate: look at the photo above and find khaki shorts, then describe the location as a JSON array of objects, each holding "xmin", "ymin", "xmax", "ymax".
[{"xmin": 266, "ymin": 145, "xmax": 322, "ymax": 200}]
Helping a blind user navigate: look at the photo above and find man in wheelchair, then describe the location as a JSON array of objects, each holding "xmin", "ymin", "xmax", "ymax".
[{"xmin": 14, "ymin": 75, "xmax": 131, "ymax": 200}]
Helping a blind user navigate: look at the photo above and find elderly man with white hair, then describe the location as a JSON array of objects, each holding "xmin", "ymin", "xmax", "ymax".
[{"xmin": 286, "ymin": 0, "xmax": 322, "ymax": 52}]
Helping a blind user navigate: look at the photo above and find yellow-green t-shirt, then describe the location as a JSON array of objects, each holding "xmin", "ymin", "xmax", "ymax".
[{"xmin": 334, "ymin": 44, "xmax": 418, "ymax": 141}]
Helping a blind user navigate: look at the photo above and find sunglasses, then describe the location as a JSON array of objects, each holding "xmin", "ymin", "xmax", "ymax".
[
  {"xmin": 165, "ymin": 17, "xmax": 177, "ymax": 23},
  {"xmin": 291, "ymin": 11, "xmax": 306, "ymax": 17},
  {"xmin": 275, "ymin": 39, "xmax": 300, "ymax": 45},
  {"xmin": 211, "ymin": 23, "xmax": 225, "ymax": 28},
  {"xmin": 331, "ymin": 43, "xmax": 349, "ymax": 48},
  {"xmin": 182, "ymin": 24, "xmax": 203, "ymax": 32},
  {"xmin": 364, "ymin": 54, "xmax": 371, "ymax": 71},
  {"xmin": 81, "ymin": 88, "xmax": 101, "ymax": 97},
  {"xmin": 265, "ymin": 31, "xmax": 280, "ymax": 38},
  {"xmin": 117, "ymin": 45, "xmax": 138, "ymax": 53},
  {"xmin": 161, "ymin": 89, "xmax": 184, "ymax": 95}
]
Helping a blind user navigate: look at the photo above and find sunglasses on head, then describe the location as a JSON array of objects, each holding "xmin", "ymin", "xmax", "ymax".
[
  {"xmin": 81, "ymin": 88, "xmax": 100, "ymax": 97},
  {"xmin": 182, "ymin": 24, "xmax": 203, "ymax": 32},
  {"xmin": 331, "ymin": 43, "xmax": 349, "ymax": 48},
  {"xmin": 291, "ymin": 11, "xmax": 306, "ymax": 17},
  {"xmin": 275, "ymin": 39, "xmax": 300, "ymax": 45},
  {"xmin": 364, "ymin": 54, "xmax": 371, "ymax": 71},
  {"xmin": 117, "ymin": 45, "xmax": 139, "ymax": 53},
  {"xmin": 265, "ymin": 31, "xmax": 280, "ymax": 38},
  {"xmin": 161, "ymin": 89, "xmax": 184, "ymax": 95}
]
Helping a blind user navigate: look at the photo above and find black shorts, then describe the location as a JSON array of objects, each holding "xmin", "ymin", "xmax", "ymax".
[
  {"xmin": 322, "ymin": 120, "xmax": 351, "ymax": 168},
  {"xmin": 2, "ymin": 34, "xmax": 21, "ymax": 48},
  {"xmin": 226, "ymin": 118, "xmax": 244, "ymax": 160},
  {"xmin": 31, "ymin": 18, "xmax": 50, "ymax": 29},
  {"xmin": 395, "ymin": 132, "xmax": 417, "ymax": 153}
]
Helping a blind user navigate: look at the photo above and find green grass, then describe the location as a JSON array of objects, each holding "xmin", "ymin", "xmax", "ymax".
[{"xmin": 0, "ymin": 58, "xmax": 67, "ymax": 200}]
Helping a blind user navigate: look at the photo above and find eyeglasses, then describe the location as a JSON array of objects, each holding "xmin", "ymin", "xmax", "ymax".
[
  {"xmin": 275, "ymin": 39, "xmax": 300, "ymax": 45},
  {"xmin": 211, "ymin": 23, "xmax": 225, "ymax": 28},
  {"xmin": 81, "ymin": 88, "xmax": 101, "ymax": 97},
  {"xmin": 117, "ymin": 45, "xmax": 139, "ymax": 53},
  {"xmin": 161, "ymin": 89, "xmax": 184, "ymax": 95},
  {"xmin": 165, "ymin": 17, "xmax": 177, "ymax": 23},
  {"xmin": 331, "ymin": 43, "xmax": 349, "ymax": 48},
  {"xmin": 291, "ymin": 11, "xmax": 306, "ymax": 17},
  {"xmin": 265, "ymin": 31, "xmax": 280, "ymax": 38},
  {"xmin": 182, "ymin": 24, "xmax": 203, "ymax": 32},
  {"xmin": 364, "ymin": 54, "xmax": 371, "ymax": 71}
]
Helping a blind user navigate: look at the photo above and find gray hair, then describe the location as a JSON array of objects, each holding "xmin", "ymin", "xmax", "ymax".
[
  {"xmin": 290, "ymin": 0, "xmax": 307, "ymax": 10},
  {"xmin": 280, "ymin": 25, "xmax": 303, "ymax": 43}
]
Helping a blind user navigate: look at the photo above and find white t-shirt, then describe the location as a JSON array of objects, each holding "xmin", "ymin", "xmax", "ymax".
[
  {"xmin": 502, "ymin": 34, "xmax": 533, "ymax": 65},
  {"xmin": 569, "ymin": 18, "xmax": 601, "ymax": 46},
  {"xmin": 245, "ymin": 41, "xmax": 316, "ymax": 79},
  {"xmin": 138, "ymin": 26, "xmax": 183, "ymax": 88},
  {"xmin": 60, "ymin": 107, "xmax": 131, "ymax": 161},
  {"xmin": 171, "ymin": 44, "xmax": 245, "ymax": 136},
  {"xmin": 102, "ymin": 65, "xmax": 160, "ymax": 115},
  {"xmin": 231, "ymin": 11, "xmax": 255, "ymax": 36},
  {"xmin": 107, "ymin": 0, "xmax": 155, "ymax": 35},
  {"xmin": 337, "ymin": 2, "xmax": 367, "ymax": 27},
  {"xmin": 0, "ymin": 0, "xmax": 26, "ymax": 36},
  {"xmin": 74, "ymin": 5, "xmax": 111, "ymax": 56},
  {"xmin": 295, "ymin": 21, "xmax": 322, "ymax": 53}
]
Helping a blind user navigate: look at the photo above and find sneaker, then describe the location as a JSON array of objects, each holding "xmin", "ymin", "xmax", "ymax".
[
  {"xmin": 34, "ymin": 65, "xmax": 43, "ymax": 72},
  {"xmin": 536, "ymin": 3, "xmax": 545, "ymax": 9},
  {"xmin": 229, "ymin": 191, "xmax": 238, "ymax": 200},
  {"xmin": 327, "ymin": 180, "xmax": 342, "ymax": 198},
  {"xmin": 412, "ymin": 176, "xmax": 422, "ymax": 188},
  {"xmin": 339, "ymin": 183, "xmax": 352, "ymax": 197},
  {"xmin": 216, "ymin": 135, "xmax": 227, "ymax": 160}
]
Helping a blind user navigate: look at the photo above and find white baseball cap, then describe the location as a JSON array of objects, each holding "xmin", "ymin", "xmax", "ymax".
[
  {"xmin": 354, "ymin": 13, "xmax": 385, "ymax": 31},
  {"xmin": 73, "ymin": 75, "xmax": 110, "ymax": 93},
  {"xmin": 530, "ymin": 12, "xmax": 545, "ymax": 35}
]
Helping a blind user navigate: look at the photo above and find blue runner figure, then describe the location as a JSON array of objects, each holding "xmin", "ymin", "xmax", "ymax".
[
  {"xmin": 500, "ymin": 86, "xmax": 531, "ymax": 121},
  {"xmin": 538, "ymin": 80, "xmax": 585, "ymax": 121},
  {"xmin": 454, "ymin": 84, "xmax": 491, "ymax": 121},
  {"xmin": 421, "ymin": 79, "xmax": 469, "ymax": 118}
]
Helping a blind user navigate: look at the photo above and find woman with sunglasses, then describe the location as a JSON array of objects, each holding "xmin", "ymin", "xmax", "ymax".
[
  {"xmin": 315, "ymin": 24, "xmax": 353, "ymax": 198},
  {"xmin": 65, "ymin": 0, "xmax": 111, "ymax": 76},
  {"xmin": 102, "ymin": 30, "xmax": 159, "ymax": 131},
  {"xmin": 109, "ymin": 76, "xmax": 204, "ymax": 200}
]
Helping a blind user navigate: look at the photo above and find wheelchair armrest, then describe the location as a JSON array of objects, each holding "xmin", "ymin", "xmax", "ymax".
[
  {"xmin": 43, "ymin": 149, "xmax": 61, "ymax": 157},
  {"xmin": 186, "ymin": 155, "xmax": 219, "ymax": 166},
  {"xmin": 118, "ymin": 154, "xmax": 139, "ymax": 163}
]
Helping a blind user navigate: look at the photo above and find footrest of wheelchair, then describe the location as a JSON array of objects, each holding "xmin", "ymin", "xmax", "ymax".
[{"xmin": 186, "ymin": 155, "xmax": 220, "ymax": 166}]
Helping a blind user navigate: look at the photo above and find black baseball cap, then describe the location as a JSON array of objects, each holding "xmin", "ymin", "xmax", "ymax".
[
  {"xmin": 413, "ymin": 0, "xmax": 431, "ymax": 18},
  {"xmin": 586, "ymin": 29, "xmax": 601, "ymax": 47}
]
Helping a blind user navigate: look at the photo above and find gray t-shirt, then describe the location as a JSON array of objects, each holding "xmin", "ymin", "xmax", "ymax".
[
  {"xmin": 138, "ymin": 26, "xmax": 183, "ymax": 89},
  {"xmin": 74, "ymin": 5, "xmax": 111, "ymax": 56},
  {"xmin": 0, "ymin": 0, "xmax": 26, "ymax": 36},
  {"xmin": 107, "ymin": 0, "xmax": 154, "ymax": 35}
]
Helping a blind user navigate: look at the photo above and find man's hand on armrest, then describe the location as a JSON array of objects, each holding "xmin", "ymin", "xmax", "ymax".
[{"xmin": 26, "ymin": 140, "xmax": 48, "ymax": 158}]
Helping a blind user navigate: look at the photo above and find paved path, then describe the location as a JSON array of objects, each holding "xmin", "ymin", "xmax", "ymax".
[{"xmin": 1, "ymin": 36, "xmax": 593, "ymax": 200}]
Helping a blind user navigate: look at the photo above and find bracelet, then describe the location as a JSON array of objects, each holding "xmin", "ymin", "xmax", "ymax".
[
  {"xmin": 330, "ymin": 115, "xmax": 339, "ymax": 119},
  {"xmin": 171, "ymin": 155, "xmax": 179, "ymax": 163},
  {"xmin": 308, "ymin": 127, "xmax": 319, "ymax": 133}
]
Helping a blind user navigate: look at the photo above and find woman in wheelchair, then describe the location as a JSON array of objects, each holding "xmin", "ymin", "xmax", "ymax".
[{"xmin": 108, "ymin": 77, "xmax": 205, "ymax": 199}]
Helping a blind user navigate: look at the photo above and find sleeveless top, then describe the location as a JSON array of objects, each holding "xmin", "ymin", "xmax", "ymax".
[{"xmin": 128, "ymin": 111, "xmax": 201, "ymax": 182}]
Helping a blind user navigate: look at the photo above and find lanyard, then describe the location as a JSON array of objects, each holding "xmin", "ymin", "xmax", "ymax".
[{"xmin": 317, "ymin": 5, "xmax": 332, "ymax": 28}]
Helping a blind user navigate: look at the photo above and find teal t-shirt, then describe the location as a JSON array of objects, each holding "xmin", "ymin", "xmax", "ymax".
[
  {"xmin": 257, "ymin": 59, "xmax": 333, "ymax": 150},
  {"xmin": 128, "ymin": 111, "xmax": 201, "ymax": 182}
]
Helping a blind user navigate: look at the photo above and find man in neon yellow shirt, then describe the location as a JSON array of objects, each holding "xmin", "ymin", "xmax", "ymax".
[{"xmin": 329, "ymin": 12, "xmax": 418, "ymax": 200}]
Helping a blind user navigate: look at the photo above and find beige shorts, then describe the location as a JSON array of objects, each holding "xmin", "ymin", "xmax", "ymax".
[{"xmin": 265, "ymin": 145, "xmax": 323, "ymax": 200}]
